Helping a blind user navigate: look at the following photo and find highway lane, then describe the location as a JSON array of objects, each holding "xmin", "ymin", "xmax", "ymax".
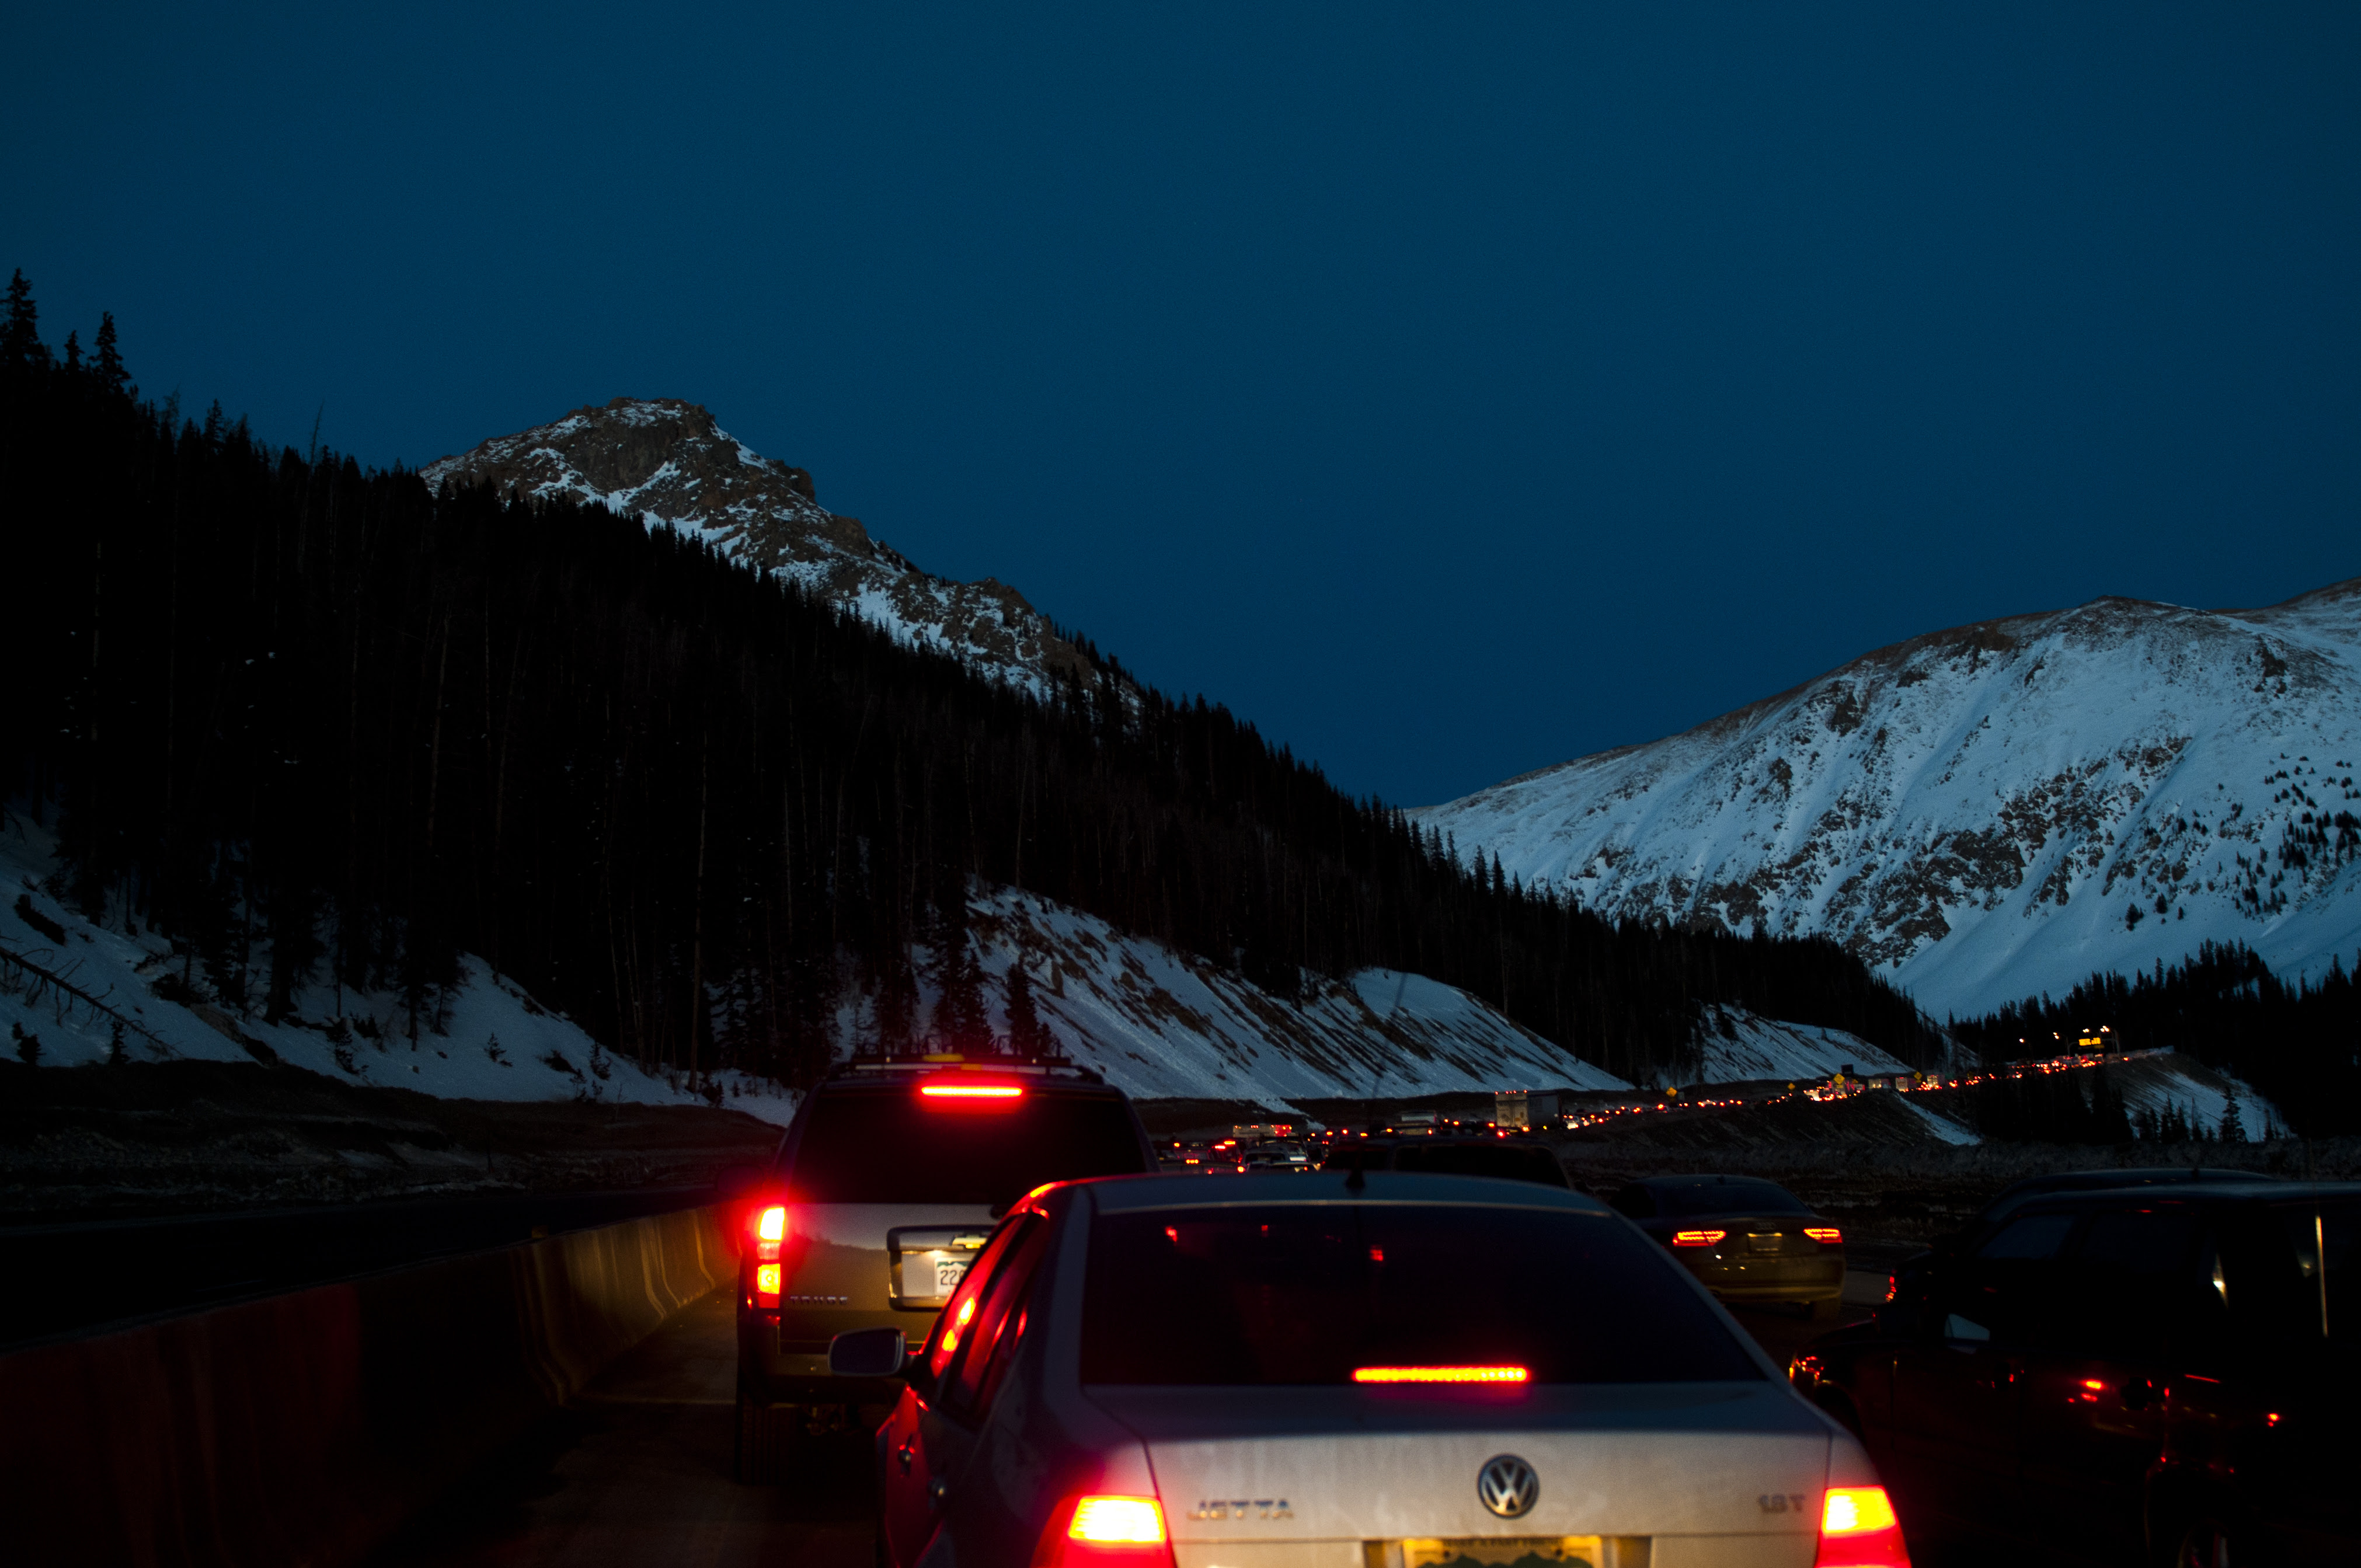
[
  {"xmin": 371, "ymin": 1273, "xmax": 1887, "ymax": 1566},
  {"xmin": 372, "ymin": 1288, "xmax": 875, "ymax": 1568}
]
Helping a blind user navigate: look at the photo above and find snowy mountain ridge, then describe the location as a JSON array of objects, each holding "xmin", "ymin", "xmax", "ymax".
[
  {"xmin": 420, "ymin": 399, "xmax": 1094, "ymax": 695},
  {"xmin": 1419, "ymin": 580, "xmax": 2361, "ymax": 1020}
]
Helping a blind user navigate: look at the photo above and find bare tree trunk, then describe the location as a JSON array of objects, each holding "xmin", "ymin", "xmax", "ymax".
[{"xmin": 687, "ymin": 730, "xmax": 709, "ymax": 1089}]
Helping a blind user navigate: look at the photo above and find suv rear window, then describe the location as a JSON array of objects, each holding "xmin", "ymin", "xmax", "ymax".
[
  {"xmin": 1082, "ymin": 1204, "xmax": 1762, "ymax": 1385},
  {"xmin": 789, "ymin": 1090, "xmax": 1148, "ymax": 1203}
]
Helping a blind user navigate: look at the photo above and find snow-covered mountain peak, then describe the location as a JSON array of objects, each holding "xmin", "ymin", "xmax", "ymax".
[
  {"xmin": 420, "ymin": 398, "xmax": 1092, "ymax": 695},
  {"xmin": 1420, "ymin": 580, "xmax": 2361, "ymax": 1020}
]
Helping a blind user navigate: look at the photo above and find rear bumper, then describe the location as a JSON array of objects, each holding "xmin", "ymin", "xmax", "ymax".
[
  {"xmin": 1683, "ymin": 1255, "xmax": 1844, "ymax": 1304},
  {"xmin": 1708, "ymin": 1281, "xmax": 1844, "ymax": 1305},
  {"xmin": 737, "ymin": 1290, "xmax": 926, "ymax": 1405}
]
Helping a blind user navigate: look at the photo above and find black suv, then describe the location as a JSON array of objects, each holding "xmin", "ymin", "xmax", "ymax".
[
  {"xmin": 1791, "ymin": 1179, "xmax": 2359, "ymax": 1566},
  {"xmin": 731, "ymin": 1058, "xmax": 1158, "ymax": 1478}
]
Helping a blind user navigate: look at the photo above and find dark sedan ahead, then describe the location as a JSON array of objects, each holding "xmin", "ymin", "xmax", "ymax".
[{"xmin": 1609, "ymin": 1175, "xmax": 1845, "ymax": 1318}]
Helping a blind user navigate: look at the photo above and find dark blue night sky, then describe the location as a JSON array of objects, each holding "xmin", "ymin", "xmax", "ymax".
[{"xmin": 9, "ymin": 4, "xmax": 2356, "ymax": 806}]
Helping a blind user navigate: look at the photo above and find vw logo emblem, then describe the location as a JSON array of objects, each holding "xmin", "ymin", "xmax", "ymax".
[{"xmin": 1477, "ymin": 1454, "xmax": 1538, "ymax": 1519}]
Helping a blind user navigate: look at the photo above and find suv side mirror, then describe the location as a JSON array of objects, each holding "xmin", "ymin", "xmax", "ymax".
[{"xmin": 828, "ymin": 1327, "xmax": 908, "ymax": 1378}]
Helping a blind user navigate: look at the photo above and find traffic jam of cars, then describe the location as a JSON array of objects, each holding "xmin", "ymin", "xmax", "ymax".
[{"xmin": 724, "ymin": 1060, "xmax": 2356, "ymax": 1568}]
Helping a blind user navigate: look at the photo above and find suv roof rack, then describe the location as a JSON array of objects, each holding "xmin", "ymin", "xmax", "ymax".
[{"xmin": 824, "ymin": 1054, "xmax": 1108, "ymax": 1085}]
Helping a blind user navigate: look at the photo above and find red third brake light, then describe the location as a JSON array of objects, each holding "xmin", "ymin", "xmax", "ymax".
[
  {"xmin": 1815, "ymin": 1486, "xmax": 1909, "ymax": 1568},
  {"xmin": 1352, "ymin": 1365, "xmax": 1528, "ymax": 1384},
  {"xmin": 920, "ymin": 1082, "xmax": 1025, "ymax": 1102},
  {"xmin": 1672, "ymin": 1229, "xmax": 1728, "ymax": 1248},
  {"xmin": 1035, "ymin": 1494, "xmax": 1173, "ymax": 1568}
]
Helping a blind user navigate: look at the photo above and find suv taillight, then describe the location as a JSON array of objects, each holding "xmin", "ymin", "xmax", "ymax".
[
  {"xmin": 753, "ymin": 1204, "xmax": 788, "ymax": 1257},
  {"xmin": 749, "ymin": 1205, "xmax": 789, "ymax": 1309},
  {"xmin": 1815, "ymin": 1486, "xmax": 1909, "ymax": 1568},
  {"xmin": 1032, "ymin": 1495, "xmax": 1172, "ymax": 1568}
]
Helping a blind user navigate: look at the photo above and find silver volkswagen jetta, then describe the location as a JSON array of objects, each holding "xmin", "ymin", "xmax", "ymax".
[{"xmin": 831, "ymin": 1171, "xmax": 1908, "ymax": 1568}]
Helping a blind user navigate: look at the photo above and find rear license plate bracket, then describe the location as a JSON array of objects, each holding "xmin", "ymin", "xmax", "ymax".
[{"xmin": 1395, "ymin": 1535, "xmax": 1607, "ymax": 1568}]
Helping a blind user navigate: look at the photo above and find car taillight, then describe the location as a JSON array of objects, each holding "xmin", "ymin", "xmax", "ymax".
[
  {"xmin": 751, "ymin": 1204, "xmax": 789, "ymax": 1261},
  {"xmin": 1805, "ymin": 1226, "xmax": 1842, "ymax": 1244},
  {"xmin": 1033, "ymin": 1495, "xmax": 1172, "ymax": 1568},
  {"xmin": 754, "ymin": 1263, "xmax": 781, "ymax": 1308},
  {"xmin": 1672, "ymin": 1229, "xmax": 1728, "ymax": 1248},
  {"xmin": 1815, "ymin": 1486, "xmax": 1909, "ymax": 1568},
  {"xmin": 1883, "ymin": 1274, "xmax": 1897, "ymax": 1304}
]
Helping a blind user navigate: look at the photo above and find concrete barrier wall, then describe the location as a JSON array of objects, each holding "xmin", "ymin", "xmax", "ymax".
[{"xmin": 0, "ymin": 1203, "xmax": 734, "ymax": 1567}]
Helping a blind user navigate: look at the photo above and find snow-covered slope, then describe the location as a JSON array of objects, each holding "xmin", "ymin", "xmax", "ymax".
[
  {"xmin": 8, "ymin": 807, "xmax": 1919, "ymax": 1109},
  {"xmin": 822, "ymin": 886, "xmax": 1634, "ymax": 1103},
  {"xmin": 2, "ymin": 818, "xmax": 799, "ymax": 1123},
  {"xmin": 1691, "ymin": 1003, "xmax": 1910, "ymax": 1084},
  {"xmin": 1419, "ymin": 581, "xmax": 2361, "ymax": 1019},
  {"xmin": 420, "ymin": 399, "xmax": 1092, "ymax": 695}
]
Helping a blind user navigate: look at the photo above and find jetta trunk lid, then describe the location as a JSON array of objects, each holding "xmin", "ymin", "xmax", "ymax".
[{"xmin": 1089, "ymin": 1384, "xmax": 1829, "ymax": 1556}]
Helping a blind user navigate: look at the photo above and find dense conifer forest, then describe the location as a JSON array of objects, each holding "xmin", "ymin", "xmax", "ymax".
[
  {"xmin": 1, "ymin": 273, "xmax": 1946, "ymax": 1089},
  {"xmin": 1955, "ymin": 941, "xmax": 2360, "ymax": 1136}
]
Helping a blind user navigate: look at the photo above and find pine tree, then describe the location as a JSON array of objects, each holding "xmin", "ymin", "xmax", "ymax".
[
  {"xmin": 90, "ymin": 311, "xmax": 128, "ymax": 398},
  {"xmin": 3, "ymin": 270, "xmax": 44, "ymax": 368},
  {"xmin": 1004, "ymin": 946, "xmax": 1050, "ymax": 1057},
  {"xmin": 2219, "ymin": 1093, "xmax": 2245, "ymax": 1144},
  {"xmin": 2091, "ymin": 1068, "xmax": 2134, "ymax": 1144},
  {"xmin": 60, "ymin": 329, "xmax": 79, "ymax": 374},
  {"xmin": 933, "ymin": 931, "xmax": 990, "ymax": 1048}
]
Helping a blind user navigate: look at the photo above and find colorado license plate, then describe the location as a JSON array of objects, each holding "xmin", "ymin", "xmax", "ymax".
[
  {"xmin": 1400, "ymin": 1536, "xmax": 1603, "ymax": 1568},
  {"xmin": 932, "ymin": 1253, "xmax": 970, "ymax": 1294}
]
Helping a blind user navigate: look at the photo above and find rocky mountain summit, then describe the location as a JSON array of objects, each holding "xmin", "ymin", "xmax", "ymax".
[
  {"xmin": 421, "ymin": 398, "xmax": 1094, "ymax": 693},
  {"xmin": 1419, "ymin": 580, "xmax": 2361, "ymax": 1018}
]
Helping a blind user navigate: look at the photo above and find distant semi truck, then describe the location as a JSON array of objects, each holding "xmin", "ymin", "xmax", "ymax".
[{"xmin": 1493, "ymin": 1089, "xmax": 1560, "ymax": 1128}]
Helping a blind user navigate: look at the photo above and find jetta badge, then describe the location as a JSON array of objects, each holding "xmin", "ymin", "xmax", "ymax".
[{"xmin": 1477, "ymin": 1454, "xmax": 1538, "ymax": 1519}]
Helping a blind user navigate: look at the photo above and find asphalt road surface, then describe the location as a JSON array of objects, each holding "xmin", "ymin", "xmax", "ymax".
[{"xmin": 370, "ymin": 1273, "xmax": 1887, "ymax": 1567}]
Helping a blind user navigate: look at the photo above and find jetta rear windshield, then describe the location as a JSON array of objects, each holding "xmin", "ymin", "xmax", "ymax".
[
  {"xmin": 789, "ymin": 1090, "xmax": 1148, "ymax": 1204},
  {"xmin": 1082, "ymin": 1204, "xmax": 1761, "ymax": 1384}
]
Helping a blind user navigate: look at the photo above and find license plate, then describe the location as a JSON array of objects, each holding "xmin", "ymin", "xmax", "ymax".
[
  {"xmin": 1400, "ymin": 1537, "xmax": 1603, "ymax": 1568},
  {"xmin": 932, "ymin": 1254, "xmax": 970, "ymax": 1294},
  {"xmin": 1747, "ymin": 1232, "xmax": 1785, "ymax": 1253}
]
